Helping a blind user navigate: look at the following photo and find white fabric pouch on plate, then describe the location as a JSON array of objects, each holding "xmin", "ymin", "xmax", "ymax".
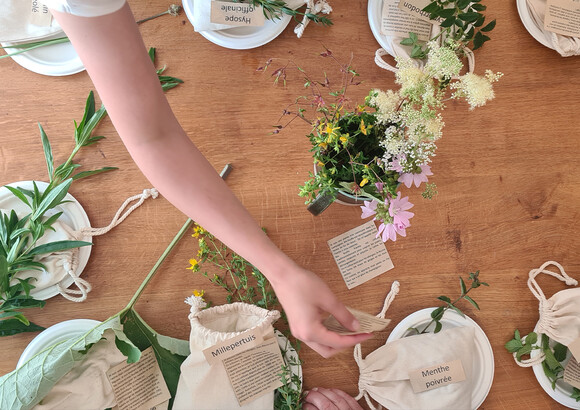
[{"xmin": 0, "ymin": 1, "xmax": 63, "ymax": 42}]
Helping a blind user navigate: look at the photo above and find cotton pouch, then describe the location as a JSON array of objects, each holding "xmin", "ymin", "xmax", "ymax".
[
  {"xmin": 173, "ymin": 296, "xmax": 281, "ymax": 410},
  {"xmin": 515, "ymin": 261, "xmax": 580, "ymax": 366},
  {"xmin": 526, "ymin": 0, "xmax": 580, "ymax": 57},
  {"xmin": 0, "ymin": 1, "xmax": 63, "ymax": 43}
]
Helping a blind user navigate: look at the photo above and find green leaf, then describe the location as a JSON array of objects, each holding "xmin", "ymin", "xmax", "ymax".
[
  {"xmin": 38, "ymin": 123, "xmax": 54, "ymax": 180},
  {"xmin": 463, "ymin": 295, "xmax": 480, "ymax": 310},
  {"xmin": 42, "ymin": 212, "xmax": 63, "ymax": 230},
  {"xmin": 441, "ymin": 17, "xmax": 456, "ymax": 28},
  {"xmin": 526, "ymin": 331, "xmax": 538, "ymax": 345},
  {"xmin": 0, "ymin": 255, "xmax": 9, "ymax": 293},
  {"xmin": 438, "ymin": 8, "xmax": 456, "ymax": 18},
  {"xmin": 0, "ymin": 298, "xmax": 45, "ymax": 311},
  {"xmin": 0, "ymin": 318, "xmax": 44, "ymax": 337},
  {"xmin": 458, "ymin": 12, "xmax": 480, "ymax": 23},
  {"xmin": 505, "ymin": 338, "xmax": 523, "ymax": 353},
  {"xmin": 481, "ymin": 19, "xmax": 496, "ymax": 32},
  {"xmin": 431, "ymin": 306, "xmax": 445, "ymax": 321},
  {"xmin": 121, "ymin": 309, "xmax": 189, "ymax": 408},
  {"xmin": 434, "ymin": 321, "xmax": 442, "ymax": 333},
  {"xmin": 422, "ymin": 2, "xmax": 441, "ymax": 13},
  {"xmin": 516, "ymin": 343, "xmax": 533, "ymax": 361},
  {"xmin": 31, "ymin": 179, "xmax": 72, "ymax": 221},
  {"xmin": 78, "ymin": 91, "xmax": 96, "ymax": 133},
  {"xmin": 457, "ymin": 0, "xmax": 471, "ymax": 9},
  {"xmin": 400, "ymin": 38, "xmax": 415, "ymax": 46},
  {"xmin": 553, "ymin": 343, "xmax": 568, "ymax": 362},
  {"xmin": 3, "ymin": 186, "xmax": 31, "ymax": 208},
  {"xmin": 437, "ymin": 295, "xmax": 451, "ymax": 303},
  {"xmin": 459, "ymin": 277, "xmax": 467, "ymax": 295},
  {"xmin": 542, "ymin": 361, "xmax": 558, "ymax": 387},
  {"xmin": 472, "ymin": 3, "xmax": 486, "ymax": 11},
  {"xmin": 27, "ymin": 240, "xmax": 92, "ymax": 256},
  {"xmin": 115, "ymin": 335, "xmax": 141, "ymax": 364},
  {"xmin": 543, "ymin": 348, "xmax": 562, "ymax": 371},
  {"xmin": 448, "ymin": 304, "xmax": 465, "ymax": 318},
  {"xmin": 572, "ymin": 387, "xmax": 580, "ymax": 402},
  {"xmin": 409, "ymin": 32, "xmax": 418, "ymax": 42},
  {"xmin": 71, "ymin": 167, "xmax": 118, "ymax": 181},
  {"xmin": 542, "ymin": 333, "xmax": 550, "ymax": 350},
  {"xmin": 148, "ymin": 47, "xmax": 156, "ymax": 64}
]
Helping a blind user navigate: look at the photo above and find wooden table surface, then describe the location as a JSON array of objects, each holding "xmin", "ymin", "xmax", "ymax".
[{"xmin": 1, "ymin": 1, "xmax": 580, "ymax": 408}]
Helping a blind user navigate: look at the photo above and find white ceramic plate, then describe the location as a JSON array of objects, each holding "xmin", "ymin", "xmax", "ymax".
[
  {"xmin": 182, "ymin": 0, "xmax": 291, "ymax": 50},
  {"xmin": 368, "ymin": 0, "xmax": 396, "ymax": 55},
  {"xmin": 17, "ymin": 318, "xmax": 101, "ymax": 368},
  {"xmin": 0, "ymin": 181, "xmax": 92, "ymax": 300},
  {"xmin": 516, "ymin": 0, "xmax": 554, "ymax": 50},
  {"xmin": 386, "ymin": 308, "xmax": 494, "ymax": 410},
  {"xmin": 1, "ymin": 33, "xmax": 84, "ymax": 77},
  {"xmin": 530, "ymin": 332, "xmax": 580, "ymax": 409}
]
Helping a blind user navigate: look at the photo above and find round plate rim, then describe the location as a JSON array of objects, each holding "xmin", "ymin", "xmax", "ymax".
[{"xmin": 515, "ymin": 0, "xmax": 554, "ymax": 50}]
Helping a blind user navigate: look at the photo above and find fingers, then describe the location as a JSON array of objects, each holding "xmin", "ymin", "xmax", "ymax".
[
  {"xmin": 304, "ymin": 331, "xmax": 373, "ymax": 358},
  {"xmin": 321, "ymin": 298, "xmax": 360, "ymax": 333},
  {"xmin": 303, "ymin": 387, "xmax": 363, "ymax": 410}
]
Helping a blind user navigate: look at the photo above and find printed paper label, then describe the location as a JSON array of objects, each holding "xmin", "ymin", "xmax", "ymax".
[
  {"xmin": 563, "ymin": 355, "xmax": 580, "ymax": 389},
  {"xmin": 223, "ymin": 338, "xmax": 285, "ymax": 406},
  {"xmin": 203, "ymin": 328, "xmax": 263, "ymax": 365},
  {"xmin": 409, "ymin": 359, "xmax": 466, "ymax": 393},
  {"xmin": 381, "ymin": 0, "xmax": 432, "ymax": 41},
  {"xmin": 210, "ymin": 1, "xmax": 265, "ymax": 27},
  {"xmin": 30, "ymin": 0, "xmax": 52, "ymax": 27},
  {"xmin": 106, "ymin": 347, "xmax": 171, "ymax": 410},
  {"xmin": 327, "ymin": 220, "xmax": 394, "ymax": 289},
  {"xmin": 398, "ymin": 0, "xmax": 444, "ymax": 25},
  {"xmin": 569, "ymin": 337, "xmax": 580, "ymax": 362},
  {"xmin": 544, "ymin": 0, "xmax": 580, "ymax": 37},
  {"xmin": 323, "ymin": 307, "xmax": 391, "ymax": 335}
]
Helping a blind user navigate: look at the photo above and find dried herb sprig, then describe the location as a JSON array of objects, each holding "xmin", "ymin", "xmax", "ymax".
[{"xmin": 236, "ymin": 0, "xmax": 332, "ymax": 26}]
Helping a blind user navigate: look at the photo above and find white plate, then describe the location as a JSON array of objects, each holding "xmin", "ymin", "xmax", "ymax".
[
  {"xmin": 17, "ymin": 318, "xmax": 101, "ymax": 368},
  {"xmin": 1, "ymin": 32, "xmax": 84, "ymax": 77},
  {"xmin": 530, "ymin": 332, "xmax": 580, "ymax": 409},
  {"xmin": 368, "ymin": 0, "xmax": 396, "ymax": 55},
  {"xmin": 182, "ymin": 0, "xmax": 291, "ymax": 50},
  {"xmin": 0, "ymin": 181, "xmax": 92, "ymax": 300},
  {"xmin": 387, "ymin": 308, "xmax": 494, "ymax": 410},
  {"xmin": 516, "ymin": 0, "xmax": 554, "ymax": 50}
]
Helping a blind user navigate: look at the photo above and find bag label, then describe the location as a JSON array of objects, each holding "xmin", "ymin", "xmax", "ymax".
[
  {"xmin": 203, "ymin": 328, "xmax": 263, "ymax": 365},
  {"xmin": 564, "ymin": 355, "xmax": 580, "ymax": 389},
  {"xmin": 398, "ymin": 0, "xmax": 444, "ymax": 25},
  {"xmin": 380, "ymin": 0, "xmax": 432, "ymax": 41},
  {"xmin": 30, "ymin": 0, "xmax": 52, "ymax": 27},
  {"xmin": 106, "ymin": 347, "xmax": 171, "ymax": 410},
  {"xmin": 223, "ymin": 337, "xmax": 285, "ymax": 406},
  {"xmin": 327, "ymin": 220, "xmax": 394, "ymax": 289},
  {"xmin": 568, "ymin": 336, "xmax": 580, "ymax": 363},
  {"xmin": 210, "ymin": 1, "xmax": 265, "ymax": 27},
  {"xmin": 544, "ymin": 0, "xmax": 580, "ymax": 37},
  {"xmin": 409, "ymin": 359, "xmax": 466, "ymax": 393},
  {"xmin": 323, "ymin": 307, "xmax": 391, "ymax": 335}
]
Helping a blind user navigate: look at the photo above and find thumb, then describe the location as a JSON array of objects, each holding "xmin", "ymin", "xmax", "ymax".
[{"xmin": 324, "ymin": 299, "xmax": 360, "ymax": 332}]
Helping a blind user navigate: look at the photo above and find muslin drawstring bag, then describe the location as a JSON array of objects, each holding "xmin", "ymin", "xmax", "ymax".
[
  {"xmin": 173, "ymin": 296, "xmax": 281, "ymax": 410},
  {"xmin": 353, "ymin": 281, "xmax": 475, "ymax": 410},
  {"xmin": 7, "ymin": 188, "xmax": 158, "ymax": 303},
  {"xmin": 513, "ymin": 261, "xmax": 580, "ymax": 367},
  {"xmin": 0, "ymin": 1, "xmax": 63, "ymax": 43}
]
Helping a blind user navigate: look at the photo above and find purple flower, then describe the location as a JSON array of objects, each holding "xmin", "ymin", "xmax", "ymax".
[
  {"xmin": 392, "ymin": 156, "xmax": 433, "ymax": 188},
  {"xmin": 375, "ymin": 182, "xmax": 384, "ymax": 193},
  {"xmin": 389, "ymin": 193, "xmax": 414, "ymax": 228},
  {"xmin": 376, "ymin": 221, "xmax": 408, "ymax": 242},
  {"xmin": 360, "ymin": 200, "xmax": 378, "ymax": 219}
]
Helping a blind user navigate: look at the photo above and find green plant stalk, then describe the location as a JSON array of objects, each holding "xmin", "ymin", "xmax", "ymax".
[{"xmin": 418, "ymin": 287, "xmax": 474, "ymax": 334}]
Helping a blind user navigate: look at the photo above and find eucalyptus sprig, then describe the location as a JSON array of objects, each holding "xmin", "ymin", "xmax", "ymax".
[
  {"xmin": 238, "ymin": 0, "xmax": 332, "ymax": 26},
  {"xmin": 505, "ymin": 330, "xmax": 580, "ymax": 401},
  {"xmin": 411, "ymin": 270, "xmax": 488, "ymax": 334},
  {"xmin": 401, "ymin": 0, "xmax": 496, "ymax": 59}
]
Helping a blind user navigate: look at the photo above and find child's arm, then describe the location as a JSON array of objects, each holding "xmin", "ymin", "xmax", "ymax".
[{"xmin": 50, "ymin": 2, "xmax": 371, "ymax": 357}]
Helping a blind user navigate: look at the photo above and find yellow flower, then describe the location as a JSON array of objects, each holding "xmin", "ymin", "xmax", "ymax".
[
  {"xmin": 339, "ymin": 135, "xmax": 348, "ymax": 143},
  {"xmin": 192, "ymin": 225, "xmax": 206, "ymax": 238},
  {"xmin": 187, "ymin": 258, "xmax": 199, "ymax": 270},
  {"xmin": 360, "ymin": 178, "xmax": 369, "ymax": 187},
  {"xmin": 317, "ymin": 160, "xmax": 325, "ymax": 167},
  {"xmin": 324, "ymin": 123, "xmax": 340, "ymax": 136},
  {"xmin": 318, "ymin": 142, "xmax": 328, "ymax": 149},
  {"xmin": 360, "ymin": 119, "xmax": 371, "ymax": 135},
  {"xmin": 193, "ymin": 289, "xmax": 204, "ymax": 297}
]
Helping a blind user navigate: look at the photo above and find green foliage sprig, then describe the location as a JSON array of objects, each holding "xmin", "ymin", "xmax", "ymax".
[
  {"xmin": 401, "ymin": 0, "xmax": 496, "ymax": 59},
  {"xmin": 411, "ymin": 271, "xmax": 488, "ymax": 334},
  {"xmin": 237, "ymin": 0, "xmax": 332, "ymax": 26},
  {"xmin": 505, "ymin": 330, "xmax": 580, "ymax": 401}
]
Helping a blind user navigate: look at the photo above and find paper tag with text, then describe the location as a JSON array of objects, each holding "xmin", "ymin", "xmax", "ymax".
[
  {"xmin": 398, "ymin": 0, "xmax": 444, "ymax": 25},
  {"xmin": 323, "ymin": 307, "xmax": 391, "ymax": 335},
  {"xmin": 210, "ymin": 1, "xmax": 265, "ymax": 27},
  {"xmin": 569, "ymin": 337, "xmax": 580, "ymax": 362},
  {"xmin": 564, "ymin": 355, "xmax": 580, "ymax": 389},
  {"xmin": 409, "ymin": 359, "xmax": 466, "ymax": 393},
  {"xmin": 544, "ymin": 0, "xmax": 580, "ymax": 37},
  {"xmin": 29, "ymin": 0, "xmax": 52, "ymax": 27},
  {"xmin": 381, "ymin": 0, "xmax": 432, "ymax": 41},
  {"xmin": 203, "ymin": 328, "xmax": 263, "ymax": 366},
  {"xmin": 327, "ymin": 220, "xmax": 394, "ymax": 289},
  {"xmin": 106, "ymin": 347, "xmax": 171, "ymax": 410},
  {"xmin": 223, "ymin": 338, "xmax": 285, "ymax": 406}
]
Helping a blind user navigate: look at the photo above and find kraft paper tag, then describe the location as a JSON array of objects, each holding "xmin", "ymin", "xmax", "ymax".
[
  {"xmin": 544, "ymin": 0, "xmax": 580, "ymax": 37},
  {"xmin": 323, "ymin": 307, "xmax": 391, "ymax": 335},
  {"xmin": 106, "ymin": 347, "xmax": 171, "ymax": 410},
  {"xmin": 210, "ymin": 1, "xmax": 265, "ymax": 27},
  {"xmin": 327, "ymin": 220, "xmax": 394, "ymax": 289},
  {"xmin": 203, "ymin": 328, "xmax": 263, "ymax": 366},
  {"xmin": 569, "ymin": 337, "xmax": 580, "ymax": 362},
  {"xmin": 564, "ymin": 355, "xmax": 580, "ymax": 389},
  {"xmin": 381, "ymin": 0, "xmax": 432, "ymax": 41},
  {"xmin": 398, "ymin": 0, "xmax": 444, "ymax": 25},
  {"xmin": 223, "ymin": 338, "xmax": 285, "ymax": 406},
  {"xmin": 409, "ymin": 359, "xmax": 466, "ymax": 393},
  {"xmin": 29, "ymin": 0, "xmax": 52, "ymax": 27}
]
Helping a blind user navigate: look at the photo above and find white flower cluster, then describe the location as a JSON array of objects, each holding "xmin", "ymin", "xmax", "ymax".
[
  {"xmin": 425, "ymin": 41, "xmax": 463, "ymax": 80},
  {"xmin": 451, "ymin": 69, "xmax": 504, "ymax": 110},
  {"xmin": 368, "ymin": 89, "xmax": 399, "ymax": 124}
]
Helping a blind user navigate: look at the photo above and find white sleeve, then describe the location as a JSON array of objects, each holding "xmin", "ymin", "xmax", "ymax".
[{"xmin": 43, "ymin": 0, "xmax": 126, "ymax": 17}]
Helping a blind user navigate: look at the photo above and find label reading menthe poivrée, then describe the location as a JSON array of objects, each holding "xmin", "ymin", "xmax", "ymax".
[
  {"xmin": 210, "ymin": 1, "xmax": 265, "ymax": 27},
  {"xmin": 409, "ymin": 359, "xmax": 466, "ymax": 393},
  {"xmin": 544, "ymin": 0, "xmax": 580, "ymax": 37},
  {"xmin": 381, "ymin": 0, "xmax": 432, "ymax": 41}
]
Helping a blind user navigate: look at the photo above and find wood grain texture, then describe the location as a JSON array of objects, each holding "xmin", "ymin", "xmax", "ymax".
[{"xmin": 1, "ymin": 1, "xmax": 579, "ymax": 409}]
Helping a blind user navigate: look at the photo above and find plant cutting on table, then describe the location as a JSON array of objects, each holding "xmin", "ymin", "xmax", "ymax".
[{"xmin": 263, "ymin": 0, "xmax": 501, "ymax": 241}]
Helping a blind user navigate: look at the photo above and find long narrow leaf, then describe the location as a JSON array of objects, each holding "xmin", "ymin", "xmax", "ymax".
[
  {"xmin": 3, "ymin": 187, "xmax": 31, "ymax": 209},
  {"xmin": 77, "ymin": 91, "xmax": 96, "ymax": 133},
  {"xmin": 0, "ymin": 318, "xmax": 44, "ymax": 337},
  {"xmin": 0, "ymin": 298, "xmax": 46, "ymax": 311},
  {"xmin": 38, "ymin": 124, "xmax": 54, "ymax": 180},
  {"xmin": 0, "ymin": 255, "xmax": 9, "ymax": 294},
  {"xmin": 71, "ymin": 167, "xmax": 118, "ymax": 181},
  {"xmin": 27, "ymin": 240, "xmax": 92, "ymax": 256},
  {"xmin": 31, "ymin": 179, "xmax": 72, "ymax": 221}
]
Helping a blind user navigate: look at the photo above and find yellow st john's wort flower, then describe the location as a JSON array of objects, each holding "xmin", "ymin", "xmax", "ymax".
[
  {"xmin": 359, "ymin": 119, "xmax": 372, "ymax": 135},
  {"xmin": 187, "ymin": 258, "xmax": 199, "ymax": 271},
  {"xmin": 318, "ymin": 141, "xmax": 328, "ymax": 149},
  {"xmin": 360, "ymin": 178, "xmax": 369, "ymax": 187},
  {"xmin": 192, "ymin": 225, "xmax": 207, "ymax": 238},
  {"xmin": 324, "ymin": 123, "xmax": 340, "ymax": 136},
  {"xmin": 193, "ymin": 289, "xmax": 205, "ymax": 297}
]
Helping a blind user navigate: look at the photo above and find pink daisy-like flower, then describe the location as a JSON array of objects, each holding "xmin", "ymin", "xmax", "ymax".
[
  {"xmin": 360, "ymin": 200, "xmax": 378, "ymax": 219},
  {"xmin": 391, "ymin": 156, "xmax": 433, "ymax": 188},
  {"xmin": 389, "ymin": 193, "xmax": 414, "ymax": 228}
]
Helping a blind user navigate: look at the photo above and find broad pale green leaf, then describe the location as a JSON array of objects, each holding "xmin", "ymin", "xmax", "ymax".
[
  {"xmin": 0, "ymin": 315, "xmax": 131, "ymax": 409},
  {"xmin": 526, "ymin": 331, "xmax": 538, "ymax": 346},
  {"xmin": 27, "ymin": 240, "xmax": 92, "ymax": 256},
  {"xmin": 0, "ymin": 318, "xmax": 44, "ymax": 337},
  {"xmin": 504, "ymin": 338, "xmax": 523, "ymax": 353}
]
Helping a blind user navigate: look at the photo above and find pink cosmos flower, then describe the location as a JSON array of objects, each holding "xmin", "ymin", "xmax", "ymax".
[
  {"xmin": 392, "ymin": 156, "xmax": 433, "ymax": 188},
  {"xmin": 389, "ymin": 192, "xmax": 414, "ymax": 228},
  {"xmin": 360, "ymin": 200, "xmax": 378, "ymax": 219}
]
